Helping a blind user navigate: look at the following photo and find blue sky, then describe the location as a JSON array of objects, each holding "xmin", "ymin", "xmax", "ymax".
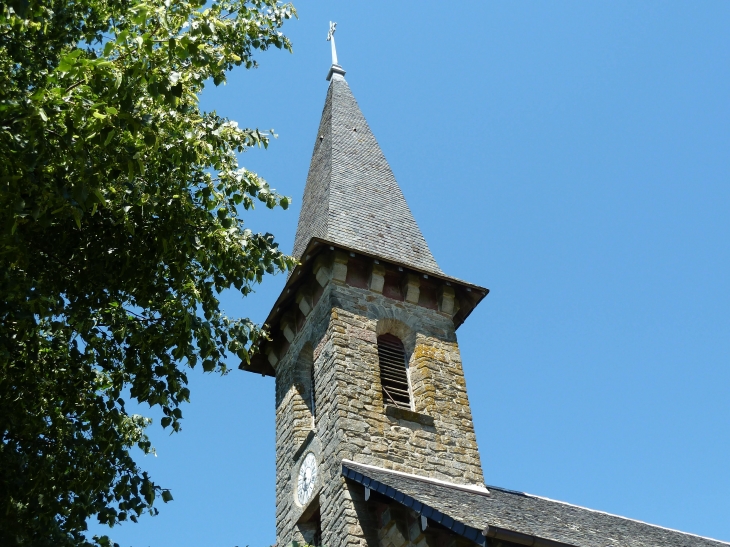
[{"xmin": 90, "ymin": 2, "xmax": 730, "ymax": 545}]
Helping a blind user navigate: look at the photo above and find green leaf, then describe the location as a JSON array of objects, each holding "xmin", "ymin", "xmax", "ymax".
[
  {"xmin": 161, "ymin": 490, "xmax": 173, "ymax": 503},
  {"xmin": 92, "ymin": 188, "xmax": 107, "ymax": 205},
  {"xmin": 71, "ymin": 208, "xmax": 82, "ymax": 229},
  {"xmin": 238, "ymin": 346, "xmax": 250, "ymax": 364},
  {"xmin": 103, "ymin": 41, "xmax": 115, "ymax": 57},
  {"xmin": 103, "ymin": 129, "xmax": 116, "ymax": 146}
]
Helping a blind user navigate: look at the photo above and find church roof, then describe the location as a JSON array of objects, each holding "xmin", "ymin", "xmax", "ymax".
[
  {"xmin": 292, "ymin": 70, "xmax": 444, "ymax": 276},
  {"xmin": 342, "ymin": 460, "xmax": 728, "ymax": 547}
]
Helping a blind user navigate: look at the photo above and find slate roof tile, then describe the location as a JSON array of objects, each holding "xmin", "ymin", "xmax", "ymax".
[
  {"xmin": 343, "ymin": 461, "xmax": 728, "ymax": 547},
  {"xmin": 292, "ymin": 73, "xmax": 443, "ymax": 275}
]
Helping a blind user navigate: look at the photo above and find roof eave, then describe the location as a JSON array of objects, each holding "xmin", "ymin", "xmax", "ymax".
[
  {"xmin": 240, "ymin": 238, "xmax": 488, "ymax": 377},
  {"xmin": 274, "ymin": 236, "xmax": 488, "ymax": 330},
  {"xmin": 342, "ymin": 462, "xmax": 579, "ymax": 547}
]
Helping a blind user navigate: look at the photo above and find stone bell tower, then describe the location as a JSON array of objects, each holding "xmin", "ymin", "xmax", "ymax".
[
  {"xmin": 244, "ymin": 50, "xmax": 489, "ymax": 547},
  {"xmin": 237, "ymin": 26, "xmax": 730, "ymax": 547}
]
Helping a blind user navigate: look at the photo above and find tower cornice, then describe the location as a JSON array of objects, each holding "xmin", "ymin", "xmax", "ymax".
[{"xmin": 244, "ymin": 238, "xmax": 488, "ymax": 377}]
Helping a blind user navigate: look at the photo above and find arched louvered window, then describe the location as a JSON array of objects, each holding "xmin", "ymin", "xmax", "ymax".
[{"xmin": 377, "ymin": 334, "xmax": 411, "ymax": 409}]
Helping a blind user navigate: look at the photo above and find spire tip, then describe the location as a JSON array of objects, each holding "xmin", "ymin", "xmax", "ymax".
[{"xmin": 326, "ymin": 21, "xmax": 345, "ymax": 80}]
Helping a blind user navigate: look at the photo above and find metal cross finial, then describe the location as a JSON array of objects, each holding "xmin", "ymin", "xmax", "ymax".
[{"xmin": 327, "ymin": 21, "xmax": 338, "ymax": 66}]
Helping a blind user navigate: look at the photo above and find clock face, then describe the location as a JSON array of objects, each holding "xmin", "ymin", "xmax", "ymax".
[{"xmin": 297, "ymin": 452, "xmax": 318, "ymax": 505}]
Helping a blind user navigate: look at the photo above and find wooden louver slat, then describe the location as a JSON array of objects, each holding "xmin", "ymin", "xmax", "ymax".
[{"xmin": 377, "ymin": 334, "xmax": 410, "ymax": 409}]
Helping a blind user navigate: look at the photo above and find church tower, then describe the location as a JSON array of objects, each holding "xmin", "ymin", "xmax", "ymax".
[
  {"xmin": 241, "ymin": 27, "xmax": 730, "ymax": 547},
  {"xmin": 245, "ymin": 33, "xmax": 489, "ymax": 547}
]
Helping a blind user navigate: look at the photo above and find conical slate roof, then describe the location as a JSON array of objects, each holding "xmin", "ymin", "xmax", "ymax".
[{"xmin": 292, "ymin": 71, "xmax": 443, "ymax": 275}]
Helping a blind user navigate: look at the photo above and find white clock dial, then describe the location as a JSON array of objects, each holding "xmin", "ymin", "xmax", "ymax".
[{"xmin": 297, "ymin": 452, "xmax": 318, "ymax": 505}]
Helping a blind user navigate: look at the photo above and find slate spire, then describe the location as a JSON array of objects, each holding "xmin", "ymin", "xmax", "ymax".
[{"xmin": 292, "ymin": 69, "xmax": 443, "ymax": 275}]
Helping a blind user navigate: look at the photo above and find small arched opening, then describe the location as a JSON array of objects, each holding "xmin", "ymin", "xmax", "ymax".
[{"xmin": 376, "ymin": 333, "xmax": 411, "ymax": 409}]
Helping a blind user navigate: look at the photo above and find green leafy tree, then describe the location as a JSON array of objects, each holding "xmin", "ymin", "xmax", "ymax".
[{"xmin": 0, "ymin": 1, "xmax": 296, "ymax": 545}]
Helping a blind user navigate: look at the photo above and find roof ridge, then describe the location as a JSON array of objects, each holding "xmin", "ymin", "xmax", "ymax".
[
  {"xmin": 500, "ymin": 488, "xmax": 730, "ymax": 545},
  {"xmin": 342, "ymin": 459, "xmax": 490, "ymax": 496}
]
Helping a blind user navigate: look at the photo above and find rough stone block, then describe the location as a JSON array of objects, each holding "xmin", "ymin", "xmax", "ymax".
[
  {"xmin": 333, "ymin": 251, "xmax": 349, "ymax": 282},
  {"xmin": 409, "ymin": 519, "xmax": 422, "ymax": 541},
  {"xmin": 314, "ymin": 254, "xmax": 333, "ymax": 287},
  {"xmin": 401, "ymin": 273, "xmax": 420, "ymax": 304},
  {"xmin": 438, "ymin": 285, "xmax": 456, "ymax": 315},
  {"xmin": 368, "ymin": 262, "xmax": 385, "ymax": 293},
  {"xmin": 296, "ymin": 287, "xmax": 314, "ymax": 316},
  {"xmin": 384, "ymin": 405, "xmax": 435, "ymax": 427},
  {"xmin": 280, "ymin": 312, "xmax": 297, "ymax": 343},
  {"xmin": 267, "ymin": 347, "xmax": 279, "ymax": 367},
  {"xmin": 379, "ymin": 520, "xmax": 408, "ymax": 547}
]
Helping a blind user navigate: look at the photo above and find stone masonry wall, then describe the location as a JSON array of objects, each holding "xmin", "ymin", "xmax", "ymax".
[
  {"xmin": 326, "ymin": 282, "xmax": 484, "ymax": 485},
  {"xmin": 374, "ymin": 499, "xmax": 479, "ymax": 547},
  {"xmin": 274, "ymin": 286, "xmax": 332, "ymax": 545},
  {"xmin": 274, "ymin": 272, "xmax": 484, "ymax": 547}
]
